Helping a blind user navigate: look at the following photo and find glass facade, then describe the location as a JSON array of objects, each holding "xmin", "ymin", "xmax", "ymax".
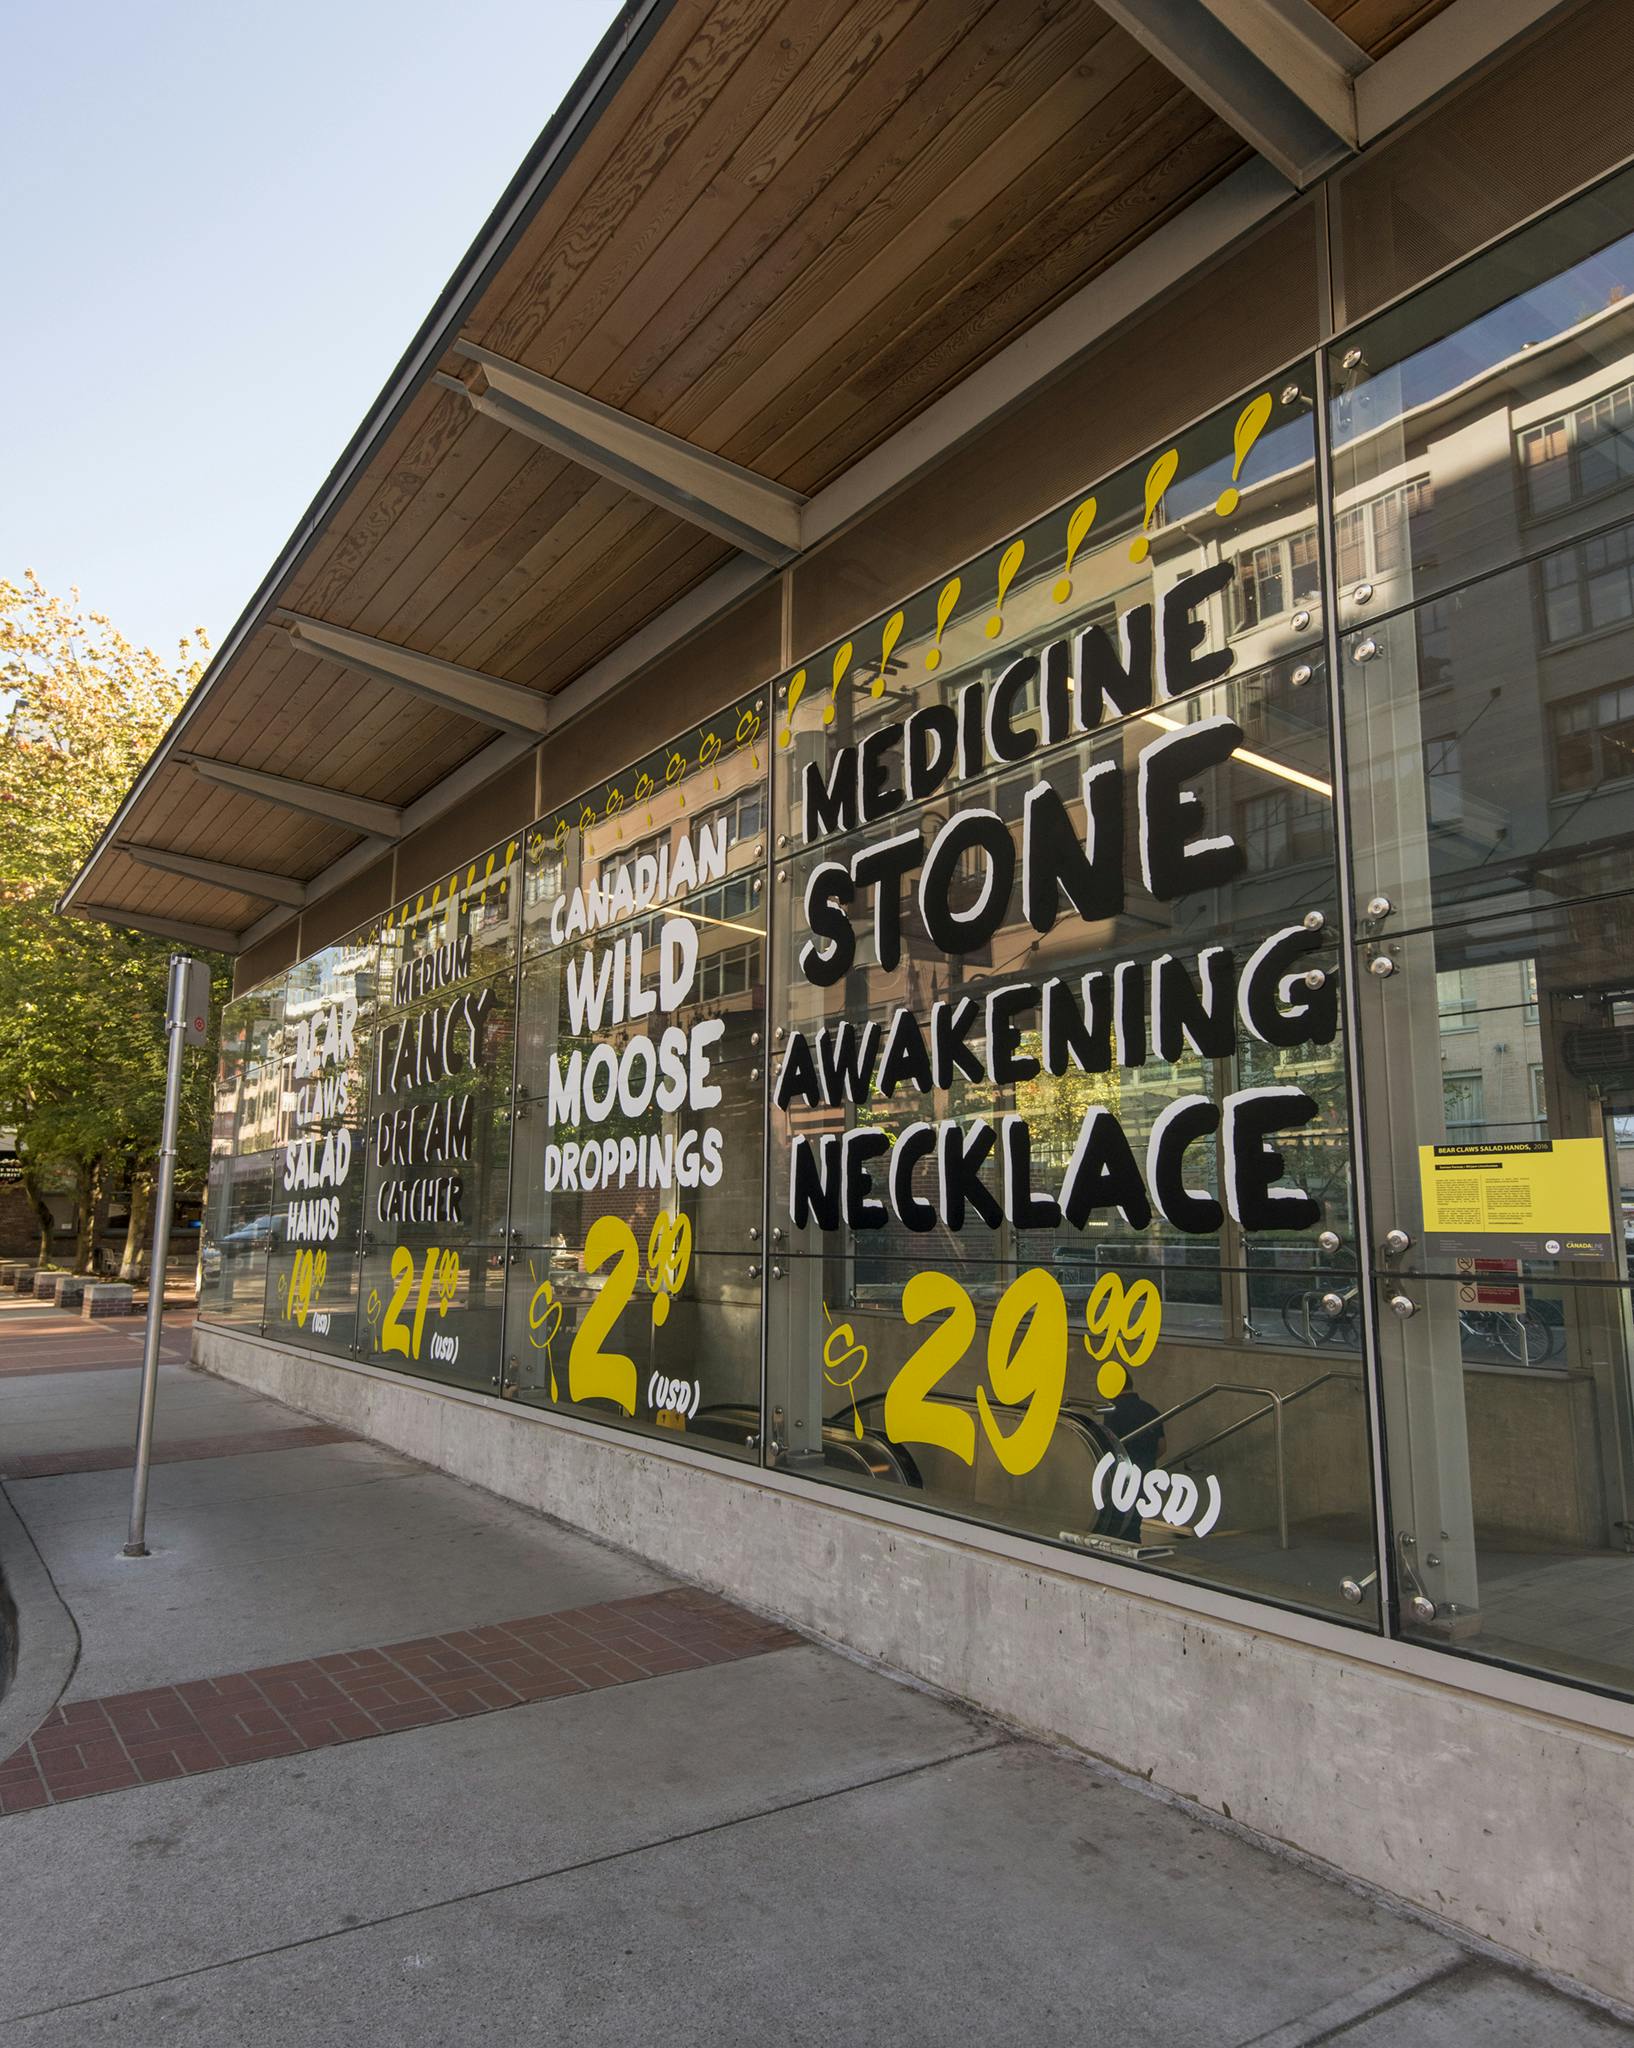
[{"xmin": 202, "ymin": 163, "xmax": 1634, "ymax": 1704}]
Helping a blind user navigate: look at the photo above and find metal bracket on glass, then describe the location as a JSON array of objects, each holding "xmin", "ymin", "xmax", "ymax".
[
  {"xmin": 1340, "ymin": 1568, "xmax": 1377, "ymax": 1605},
  {"xmin": 1397, "ymin": 1531, "xmax": 1437, "ymax": 1624}
]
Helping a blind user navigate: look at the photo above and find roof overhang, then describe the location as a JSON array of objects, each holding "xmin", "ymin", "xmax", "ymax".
[{"xmin": 60, "ymin": 0, "xmax": 1574, "ymax": 953}]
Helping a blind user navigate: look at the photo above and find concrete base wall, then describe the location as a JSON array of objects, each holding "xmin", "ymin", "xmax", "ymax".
[{"xmin": 195, "ymin": 1322, "xmax": 1634, "ymax": 2011}]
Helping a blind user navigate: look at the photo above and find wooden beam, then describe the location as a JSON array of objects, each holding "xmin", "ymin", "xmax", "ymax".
[
  {"xmin": 275, "ymin": 613, "xmax": 551, "ymax": 736},
  {"xmin": 440, "ymin": 343, "xmax": 807, "ymax": 565},
  {"xmin": 173, "ymin": 753, "xmax": 404, "ymax": 838},
  {"xmin": 1096, "ymin": 0, "xmax": 1366, "ymax": 188},
  {"xmin": 70, "ymin": 904, "xmax": 244, "ymax": 951},
  {"xmin": 119, "ymin": 844, "xmax": 308, "ymax": 908}
]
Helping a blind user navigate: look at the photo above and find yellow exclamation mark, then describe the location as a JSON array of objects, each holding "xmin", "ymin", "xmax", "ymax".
[
  {"xmin": 925, "ymin": 578, "xmax": 960, "ymax": 671},
  {"xmin": 1129, "ymin": 450, "xmax": 1180, "ymax": 563},
  {"xmin": 1214, "ymin": 392, "xmax": 1274, "ymax": 517},
  {"xmin": 778, "ymin": 669, "xmax": 807, "ymax": 747},
  {"xmin": 1052, "ymin": 498, "xmax": 1098, "ymax": 603},
  {"xmin": 985, "ymin": 539, "xmax": 1025, "ymax": 638},
  {"xmin": 871, "ymin": 612, "xmax": 905, "ymax": 698},
  {"xmin": 822, "ymin": 641, "xmax": 854, "ymax": 726}
]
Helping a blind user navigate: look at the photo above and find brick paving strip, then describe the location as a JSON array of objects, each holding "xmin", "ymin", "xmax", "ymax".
[
  {"xmin": 0, "ymin": 1424, "xmax": 355, "ymax": 1481},
  {"xmin": 0, "ymin": 1590, "xmax": 802, "ymax": 1813},
  {"xmin": 0, "ymin": 1311, "xmax": 196, "ymax": 1376}
]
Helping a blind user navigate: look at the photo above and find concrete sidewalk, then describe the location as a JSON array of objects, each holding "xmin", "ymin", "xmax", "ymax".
[{"xmin": 0, "ymin": 1308, "xmax": 1628, "ymax": 2045}]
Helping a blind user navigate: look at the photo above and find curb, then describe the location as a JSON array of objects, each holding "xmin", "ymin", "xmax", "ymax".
[{"xmin": 0, "ymin": 1481, "xmax": 79, "ymax": 1765}]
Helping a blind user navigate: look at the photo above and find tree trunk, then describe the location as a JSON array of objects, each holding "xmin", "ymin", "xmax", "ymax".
[
  {"xmin": 22, "ymin": 1168, "xmax": 54, "ymax": 1267},
  {"xmin": 119, "ymin": 1175, "xmax": 154, "ymax": 1283},
  {"xmin": 73, "ymin": 1159, "xmax": 102, "ymax": 1275}
]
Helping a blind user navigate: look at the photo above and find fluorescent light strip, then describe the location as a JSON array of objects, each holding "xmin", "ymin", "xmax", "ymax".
[{"xmin": 1141, "ymin": 711, "xmax": 1333, "ymax": 799}]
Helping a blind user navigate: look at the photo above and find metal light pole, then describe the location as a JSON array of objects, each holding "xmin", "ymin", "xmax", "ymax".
[{"xmin": 124, "ymin": 954, "xmax": 210, "ymax": 1558}]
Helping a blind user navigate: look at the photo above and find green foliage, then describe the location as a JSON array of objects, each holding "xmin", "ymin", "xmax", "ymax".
[{"xmin": 0, "ymin": 572, "xmax": 227, "ymax": 1266}]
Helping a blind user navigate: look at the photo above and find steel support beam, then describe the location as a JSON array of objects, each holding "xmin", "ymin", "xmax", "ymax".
[
  {"xmin": 1097, "ymin": 0, "xmax": 1367, "ymax": 187},
  {"xmin": 173, "ymin": 753, "xmax": 404, "ymax": 838},
  {"xmin": 119, "ymin": 844, "xmax": 309, "ymax": 908},
  {"xmin": 275, "ymin": 613, "xmax": 551, "ymax": 736},
  {"xmin": 71, "ymin": 904, "xmax": 244, "ymax": 952},
  {"xmin": 440, "ymin": 342, "xmax": 806, "ymax": 565}
]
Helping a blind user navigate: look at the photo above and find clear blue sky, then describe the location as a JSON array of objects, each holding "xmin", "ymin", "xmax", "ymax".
[{"xmin": 1, "ymin": 0, "xmax": 620, "ymax": 662}]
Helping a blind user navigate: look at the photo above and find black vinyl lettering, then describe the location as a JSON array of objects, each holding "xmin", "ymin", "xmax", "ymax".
[
  {"xmin": 986, "ymin": 983, "xmax": 1040, "ymax": 1084},
  {"xmin": 919, "ymin": 809, "xmax": 1014, "ymax": 954},
  {"xmin": 878, "ymin": 1008, "xmax": 934, "ymax": 1096},
  {"xmin": 1152, "ymin": 946, "xmax": 1237, "ymax": 1062},
  {"xmin": 906, "ymin": 704, "xmax": 958, "ymax": 803},
  {"xmin": 888, "ymin": 1122, "xmax": 938, "ymax": 1232},
  {"xmin": 931, "ymin": 997, "xmax": 986, "ymax": 1087},
  {"xmin": 1223, "ymin": 1087, "xmax": 1321, "ymax": 1232},
  {"xmin": 850, "ymin": 829, "xmax": 922, "ymax": 973},
  {"xmin": 985, "ymin": 655, "xmax": 1039, "ymax": 764},
  {"xmin": 1042, "ymin": 974, "xmax": 1112, "ymax": 1075},
  {"xmin": 1148, "ymin": 1097, "xmax": 1224, "ymax": 1233},
  {"xmin": 797, "ymin": 862, "xmax": 855, "ymax": 988},
  {"xmin": 1001, "ymin": 1115, "xmax": 1060, "ymax": 1229},
  {"xmin": 842, "ymin": 1128, "xmax": 891, "ymax": 1230},
  {"xmin": 1239, "ymin": 925, "xmax": 1339, "ymax": 1048},
  {"xmin": 1040, "ymin": 639, "xmax": 1073, "ymax": 747},
  {"xmin": 936, "ymin": 1120, "xmax": 1003, "ymax": 1231},
  {"xmin": 1075, "ymin": 607, "xmax": 1154, "ymax": 729},
  {"xmin": 773, "ymin": 1033, "xmax": 822, "ymax": 1110},
  {"xmin": 802, "ymin": 750, "xmax": 858, "ymax": 841},
  {"xmin": 859, "ymin": 722, "xmax": 907, "ymax": 822},
  {"xmin": 1060, "ymin": 1107, "xmax": 1152, "ymax": 1231},
  {"xmin": 1137, "ymin": 716, "xmax": 1246, "ymax": 900},
  {"xmin": 1021, "ymin": 762, "xmax": 1124, "ymax": 934},
  {"xmin": 816, "ymin": 1021, "xmax": 882, "ymax": 1104},
  {"xmin": 1160, "ymin": 562, "xmax": 1236, "ymax": 700}
]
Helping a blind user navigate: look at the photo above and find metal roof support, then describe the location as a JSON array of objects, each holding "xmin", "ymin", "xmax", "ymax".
[
  {"xmin": 118, "ymin": 844, "xmax": 309, "ymax": 908},
  {"xmin": 275, "ymin": 614, "xmax": 551, "ymax": 737},
  {"xmin": 1096, "ymin": 0, "xmax": 1368, "ymax": 188},
  {"xmin": 173, "ymin": 753, "xmax": 404, "ymax": 839},
  {"xmin": 71, "ymin": 905, "xmax": 246, "ymax": 951},
  {"xmin": 439, "ymin": 342, "xmax": 807, "ymax": 565}
]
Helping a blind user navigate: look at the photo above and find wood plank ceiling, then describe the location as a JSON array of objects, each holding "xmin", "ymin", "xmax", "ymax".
[{"xmin": 67, "ymin": 0, "xmax": 1460, "ymax": 943}]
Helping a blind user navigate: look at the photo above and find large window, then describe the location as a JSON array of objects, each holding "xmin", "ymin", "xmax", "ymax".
[
  {"xmin": 1229, "ymin": 528, "xmax": 1319, "ymax": 633},
  {"xmin": 1334, "ymin": 479, "xmax": 1432, "ymax": 586},
  {"xmin": 1550, "ymin": 678, "xmax": 1634, "ymax": 792},
  {"xmin": 1540, "ymin": 526, "xmax": 1634, "ymax": 642},
  {"xmin": 1522, "ymin": 378, "xmax": 1634, "ymax": 514}
]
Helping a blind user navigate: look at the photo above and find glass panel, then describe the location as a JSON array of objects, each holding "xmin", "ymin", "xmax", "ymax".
[
  {"xmin": 359, "ymin": 1242, "xmax": 507, "ymax": 1396},
  {"xmin": 359, "ymin": 835, "xmax": 524, "ymax": 1393},
  {"xmin": 522, "ymin": 688, "xmax": 770, "ymax": 962},
  {"xmin": 768, "ymin": 391, "xmax": 1376, "ymax": 1623},
  {"xmin": 1329, "ymin": 161, "xmax": 1634, "ymax": 628},
  {"xmin": 506, "ymin": 761, "xmax": 770, "ymax": 1441},
  {"xmin": 1346, "ymin": 555, "xmax": 1634, "ymax": 1691},
  {"xmin": 510, "ymin": 925, "xmax": 765, "ymax": 1256},
  {"xmin": 362, "ymin": 967, "xmax": 515, "ymax": 1251},
  {"xmin": 503, "ymin": 1248, "xmax": 761, "ymax": 1461},
  {"xmin": 264, "ymin": 936, "xmax": 376, "ymax": 1359},
  {"xmin": 198, "ymin": 981, "xmax": 284, "ymax": 1327},
  {"xmin": 1369, "ymin": 1273, "xmax": 1634, "ymax": 1697},
  {"xmin": 1339, "ymin": 532, "xmax": 1634, "ymax": 932}
]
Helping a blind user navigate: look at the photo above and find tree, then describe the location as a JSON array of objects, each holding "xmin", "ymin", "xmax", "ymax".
[{"xmin": 0, "ymin": 572, "xmax": 225, "ymax": 1275}]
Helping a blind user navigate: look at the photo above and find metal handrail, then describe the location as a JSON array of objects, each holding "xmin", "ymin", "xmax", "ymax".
[{"xmin": 1122, "ymin": 1370, "xmax": 1361, "ymax": 1551}]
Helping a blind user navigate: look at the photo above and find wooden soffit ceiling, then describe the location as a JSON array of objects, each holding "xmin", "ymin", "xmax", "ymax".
[{"xmin": 65, "ymin": 0, "xmax": 1466, "ymax": 946}]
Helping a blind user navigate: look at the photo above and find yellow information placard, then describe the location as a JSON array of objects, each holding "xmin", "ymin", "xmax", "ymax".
[{"xmin": 1418, "ymin": 1138, "xmax": 1613, "ymax": 1257}]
